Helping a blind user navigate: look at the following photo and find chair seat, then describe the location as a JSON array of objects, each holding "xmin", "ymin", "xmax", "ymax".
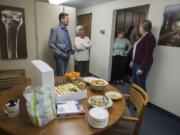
[{"xmin": 101, "ymin": 107, "xmax": 135, "ymax": 135}]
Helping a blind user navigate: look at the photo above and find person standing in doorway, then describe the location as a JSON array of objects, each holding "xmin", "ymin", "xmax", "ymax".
[
  {"xmin": 111, "ymin": 31, "xmax": 132, "ymax": 84},
  {"xmin": 130, "ymin": 20, "xmax": 156, "ymax": 90},
  {"xmin": 125, "ymin": 26, "xmax": 138, "ymax": 46},
  {"xmin": 125, "ymin": 26, "xmax": 139, "ymax": 81},
  {"xmin": 74, "ymin": 25, "xmax": 93, "ymax": 77},
  {"xmin": 49, "ymin": 13, "xmax": 74, "ymax": 75}
]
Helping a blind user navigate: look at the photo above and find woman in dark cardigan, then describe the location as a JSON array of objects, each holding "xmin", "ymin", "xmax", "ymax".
[{"xmin": 130, "ymin": 20, "xmax": 156, "ymax": 90}]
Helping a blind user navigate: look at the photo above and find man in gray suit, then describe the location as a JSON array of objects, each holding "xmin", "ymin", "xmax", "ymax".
[{"xmin": 49, "ymin": 13, "xmax": 74, "ymax": 75}]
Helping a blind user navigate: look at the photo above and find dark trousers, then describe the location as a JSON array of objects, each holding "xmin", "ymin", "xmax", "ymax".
[
  {"xmin": 75, "ymin": 61, "xmax": 89, "ymax": 77},
  {"xmin": 55, "ymin": 56, "xmax": 69, "ymax": 76},
  {"xmin": 127, "ymin": 51, "xmax": 133, "ymax": 76},
  {"xmin": 111, "ymin": 55, "xmax": 128, "ymax": 81},
  {"xmin": 132, "ymin": 63, "xmax": 151, "ymax": 90}
]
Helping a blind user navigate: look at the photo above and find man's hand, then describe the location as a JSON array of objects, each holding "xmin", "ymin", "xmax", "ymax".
[
  {"xmin": 137, "ymin": 69, "xmax": 143, "ymax": 75},
  {"xmin": 70, "ymin": 49, "xmax": 75, "ymax": 55},
  {"xmin": 62, "ymin": 52, "xmax": 69, "ymax": 60}
]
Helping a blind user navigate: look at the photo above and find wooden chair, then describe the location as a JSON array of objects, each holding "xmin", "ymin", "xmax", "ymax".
[
  {"xmin": 0, "ymin": 128, "xmax": 11, "ymax": 135},
  {"xmin": 0, "ymin": 69, "xmax": 29, "ymax": 90},
  {"xmin": 0, "ymin": 76, "xmax": 31, "ymax": 135},
  {"xmin": 102, "ymin": 83, "xmax": 148, "ymax": 135}
]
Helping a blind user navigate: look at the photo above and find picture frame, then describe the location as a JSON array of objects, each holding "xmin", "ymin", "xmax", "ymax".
[
  {"xmin": 0, "ymin": 5, "xmax": 27, "ymax": 59},
  {"xmin": 158, "ymin": 4, "xmax": 180, "ymax": 47}
]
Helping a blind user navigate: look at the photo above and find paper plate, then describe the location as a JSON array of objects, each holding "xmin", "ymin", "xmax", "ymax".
[
  {"xmin": 88, "ymin": 95, "xmax": 113, "ymax": 109},
  {"xmin": 105, "ymin": 91, "xmax": 122, "ymax": 100}
]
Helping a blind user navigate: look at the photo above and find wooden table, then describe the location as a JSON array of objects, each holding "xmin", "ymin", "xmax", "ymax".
[{"xmin": 0, "ymin": 77, "xmax": 126, "ymax": 135}]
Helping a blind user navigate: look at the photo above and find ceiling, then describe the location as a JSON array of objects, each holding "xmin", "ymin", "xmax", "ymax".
[{"xmin": 37, "ymin": 0, "xmax": 116, "ymax": 9}]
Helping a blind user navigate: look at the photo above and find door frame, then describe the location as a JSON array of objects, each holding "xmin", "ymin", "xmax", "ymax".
[{"xmin": 109, "ymin": 5, "xmax": 150, "ymax": 81}]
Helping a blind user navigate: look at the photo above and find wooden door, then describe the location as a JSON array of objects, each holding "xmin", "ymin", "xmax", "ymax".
[
  {"xmin": 124, "ymin": 9, "xmax": 133, "ymax": 33},
  {"xmin": 116, "ymin": 10, "xmax": 126, "ymax": 33},
  {"xmin": 77, "ymin": 14, "xmax": 92, "ymax": 38},
  {"xmin": 132, "ymin": 12, "xmax": 140, "ymax": 28},
  {"xmin": 115, "ymin": 5, "xmax": 149, "ymax": 34}
]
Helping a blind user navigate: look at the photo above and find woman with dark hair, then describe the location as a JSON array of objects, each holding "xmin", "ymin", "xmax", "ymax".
[
  {"xmin": 111, "ymin": 31, "xmax": 132, "ymax": 84},
  {"xmin": 130, "ymin": 20, "xmax": 156, "ymax": 90},
  {"xmin": 125, "ymin": 26, "xmax": 139, "ymax": 81},
  {"xmin": 125, "ymin": 26, "xmax": 138, "ymax": 45}
]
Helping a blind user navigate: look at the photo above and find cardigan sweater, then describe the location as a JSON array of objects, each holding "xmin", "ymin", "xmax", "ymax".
[{"xmin": 133, "ymin": 32, "xmax": 156, "ymax": 71}]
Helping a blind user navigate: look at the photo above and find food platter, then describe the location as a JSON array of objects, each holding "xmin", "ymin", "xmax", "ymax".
[
  {"xmin": 55, "ymin": 83, "xmax": 81, "ymax": 96},
  {"xmin": 88, "ymin": 95, "xmax": 113, "ymax": 109},
  {"xmin": 84, "ymin": 77, "xmax": 109, "ymax": 91},
  {"xmin": 90, "ymin": 80, "xmax": 108, "ymax": 87},
  {"xmin": 83, "ymin": 77, "xmax": 108, "ymax": 84},
  {"xmin": 55, "ymin": 83, "xmax": 87, "ymax": 102},
  {"xmin": 105, "ymin": 91, "xmax": 122, "ymax": 100}
]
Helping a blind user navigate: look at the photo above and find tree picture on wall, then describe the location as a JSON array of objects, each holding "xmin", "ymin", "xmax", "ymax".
[
  {"xmin": 0, "ymin": 5, "xmax": 27, "ymax": 59},
  {"xmin": 158, "ymin": 4, "xmax": 180, "ymax": 47}
]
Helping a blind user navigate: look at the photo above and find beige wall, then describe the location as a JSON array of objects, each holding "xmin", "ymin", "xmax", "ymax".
[
  {"xmin": 0, "ymin": 0, "xmax": 37, "ymax": 79},
  {"xmin": 0, "ymin": 0, "xmax": 76, "ymax": 77},
  {"xmin": 64, "ymin": 6, "xmax": 76, "ymax": 72},
  {"xmin": 35, "ymin": 2, "xmax": 63, "ymax": 70},
  {"xmin": 77, "ymin": 0, "xmax": 180, "ymax": 116},
  {"xmin": 35, "ymin": 1, "xmax": 76, "ymax": 73}
]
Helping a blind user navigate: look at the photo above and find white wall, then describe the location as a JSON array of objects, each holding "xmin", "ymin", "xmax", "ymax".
[
  {"xmin": 77, "ymin": 0, "xmax": 180, "ymax": 116},
  {"xmin": 0, "ymin": 0, "xmax": 37, "ymax": 78}
]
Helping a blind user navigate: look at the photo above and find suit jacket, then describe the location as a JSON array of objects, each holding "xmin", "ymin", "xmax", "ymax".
[
  {"xmin": 133, "ymin": 32, "xmax": 156, "ymax": 71},
  {"xmin": 48, "ymin": 25, "xmax": 73, "ymax": 59}
]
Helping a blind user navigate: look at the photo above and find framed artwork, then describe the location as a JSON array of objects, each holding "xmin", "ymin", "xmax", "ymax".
[
  {"xmin": 158, "ymin": 4, "xmax": 180, "ymax": 47},
  {"xmin": 0, "ymin": 5, "xmax": 27, "ymax": 59}
]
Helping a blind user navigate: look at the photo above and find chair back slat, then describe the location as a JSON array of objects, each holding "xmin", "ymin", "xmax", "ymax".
[
  {"xmin": 0, "ymin": 69, "xmax": 25, "ymax": 80},
  {"xmin": 129, "ymin": 83, "xmax": 148, "ymax": 115},
  {"xmin": 0, "ymin": 69, "xmax": 27, "ymax": 90},
  {"xmin": 130, "ymin": 90, "xmax": 144, "ymax": 113}
]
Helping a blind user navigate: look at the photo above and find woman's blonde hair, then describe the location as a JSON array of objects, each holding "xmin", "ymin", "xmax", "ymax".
[{"xmin": 140, "ymin": 20, "xmax": 152, "ymax": 32}]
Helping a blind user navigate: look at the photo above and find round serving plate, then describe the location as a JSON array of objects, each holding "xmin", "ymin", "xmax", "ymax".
[
  {"xmin": 105, "ymin": 91, "xmax": 122, "ymax": 100},
  {"xmin": 88, "ymin": 95, "xmax": 113, "ymax": 109}
]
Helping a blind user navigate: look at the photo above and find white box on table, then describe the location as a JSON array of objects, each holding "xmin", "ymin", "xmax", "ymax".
[{"xmin": 30, "ymin": 60, "xmax": 55, "ymax": 91}]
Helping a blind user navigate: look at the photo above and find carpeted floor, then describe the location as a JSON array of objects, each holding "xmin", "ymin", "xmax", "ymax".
[{"xmin": 113, "ymin": 83, "xmax": 180, "ymax": 135}]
